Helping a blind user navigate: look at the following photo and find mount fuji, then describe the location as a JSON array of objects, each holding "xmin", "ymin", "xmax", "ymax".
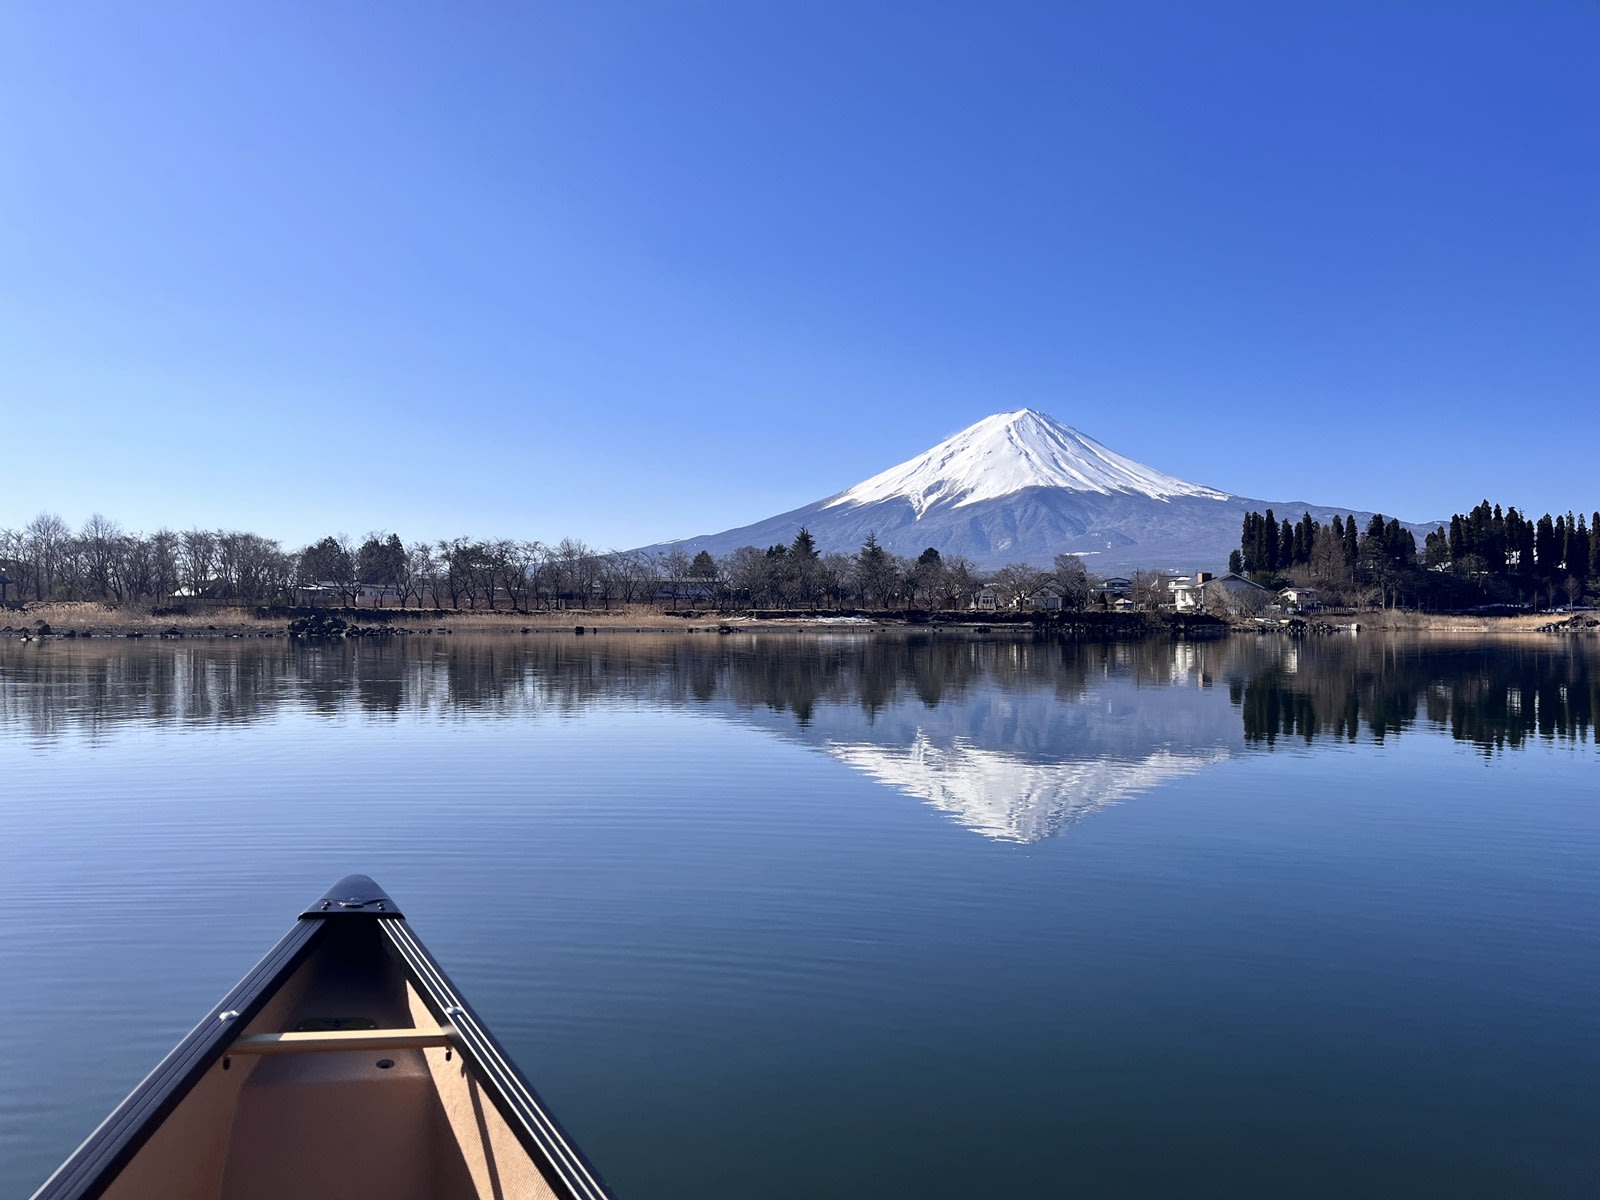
[{"xmin": 647, "ymin": 409, "xmax": 1428, "ymax": 571}]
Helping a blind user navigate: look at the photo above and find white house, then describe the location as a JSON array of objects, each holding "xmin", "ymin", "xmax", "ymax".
[
  {"xmin": 1278, "ymin": 586, "xmax": 1320, "ymax": 612},
  {"xmin": 1168, "ymin": 572, "xmax": 1214, "ymax": 611}
]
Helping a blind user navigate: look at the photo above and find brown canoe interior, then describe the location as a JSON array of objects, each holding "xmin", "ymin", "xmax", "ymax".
[{"xmin": 101, "ymin": 920, "xmax": 563, "ymax": 1200}]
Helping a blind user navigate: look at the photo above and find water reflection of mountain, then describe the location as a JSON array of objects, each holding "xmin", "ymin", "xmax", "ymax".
[
  {"xmin": 706, "ymin": 653, "xmax": 1243, "ymax": 842},
  {"xmin": 829, "ymin": 735, "xmax": 1231, "ymax": 842},
  {"xmin": 2, "ymin": 634, "xmax": 1595, "ymax": 840}
]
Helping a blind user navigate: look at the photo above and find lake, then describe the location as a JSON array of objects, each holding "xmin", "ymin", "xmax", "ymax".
[{"xmin": 2, "ymin": 631, "xmax": 1596, "ymax": 1197}]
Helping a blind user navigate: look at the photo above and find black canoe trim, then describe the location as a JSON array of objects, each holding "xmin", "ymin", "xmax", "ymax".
[
  {"xmin": 382, "ymin": 917, "xmax": 617, "ymax": 1200},
  {"xmin": 29, "ymin": 917, "xmax": 323, "ymax": 1200},
  {"xmin": 302, "ymin": 872, "xmax": 404, "ymax": 918}
]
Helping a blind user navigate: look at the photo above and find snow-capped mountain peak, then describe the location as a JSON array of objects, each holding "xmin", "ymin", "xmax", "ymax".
[{"xmin": 822, "ymin": 409, "xmax": 1230, "ymax": 517}]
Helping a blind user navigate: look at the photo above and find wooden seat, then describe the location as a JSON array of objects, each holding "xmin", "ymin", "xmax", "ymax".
[{"xmin": 229, "ymin": 1025, "xmax": 456, "ymax": 1054}]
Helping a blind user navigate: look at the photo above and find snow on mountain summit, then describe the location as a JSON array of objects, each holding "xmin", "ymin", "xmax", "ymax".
[{"xmin": 823, "ymin": 409, "xmax": 1230, "ymax": 517}]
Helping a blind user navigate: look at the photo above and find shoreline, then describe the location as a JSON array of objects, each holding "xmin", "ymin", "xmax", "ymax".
[{"xmin": 1, "ymin": 600, "xmax": 1592, "ymax": 640}]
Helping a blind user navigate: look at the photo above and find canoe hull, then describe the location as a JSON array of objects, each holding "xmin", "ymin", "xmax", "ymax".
[{"xmin": 32, "ymin": 876, "xmax": 614, "ymax": 1200}]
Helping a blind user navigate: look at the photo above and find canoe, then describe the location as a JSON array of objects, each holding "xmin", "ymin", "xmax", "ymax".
[{"xmin": 32, "ymin": 875, "xmax": 616, "ymax": 1200}]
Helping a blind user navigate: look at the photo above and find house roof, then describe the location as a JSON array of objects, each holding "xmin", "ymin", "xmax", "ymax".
[{"xmin": 1206, "ymin": 572, "xmax": 1269, "ymax": 592}]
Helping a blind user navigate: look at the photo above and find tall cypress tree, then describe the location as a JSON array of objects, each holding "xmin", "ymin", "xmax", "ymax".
[{"xmin": 1535, "ymin": 513, "xmax": 1558, "ymax": 582}]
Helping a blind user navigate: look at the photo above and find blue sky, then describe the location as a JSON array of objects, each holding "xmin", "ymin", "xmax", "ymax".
[{"xmin": 3, "ymin": 2, "xmax": 1596, "ymax": 550}]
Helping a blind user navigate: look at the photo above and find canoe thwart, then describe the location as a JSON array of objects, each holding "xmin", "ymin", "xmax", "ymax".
[{"xmin": 228, "ymin": 1025, "xmax": 456, "ymax": 1054}]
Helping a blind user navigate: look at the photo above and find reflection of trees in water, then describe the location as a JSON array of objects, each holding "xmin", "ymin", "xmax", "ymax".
[
  {"xmin": 1228, "ymin": 637, "xmax": 1597, "ymax": 753},
  {"xmin": 2, "ymin": 634, "xmax": 1594, "ymax": 756},
  {"xmin": 0, "ymin": 634, "xmax": 1217, "ymax": 741}
]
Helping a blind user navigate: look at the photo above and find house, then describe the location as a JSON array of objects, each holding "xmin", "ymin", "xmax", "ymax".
[
  {"xmin": 972, "ymin": 587, "xmax": 999, "ymax": 612},
  {"xmin": 1203, "ymin": 573, "xmax": 1272, "ymax": 612},
  {"xmin": 172, "ymin": 578, "xmax": 235, "ymax": 601},
  {"xmin": 1020, "ymin": 584, "xmax": 1064, "ymax": 612},
  {"xmin": 291, "ymin": 582, "xmax": 340, "ymax": 606},
  {"xmin": 357, "ymin": 583, "xmax": 404, "ymax": 606},
  {"xmin": 1162, "ymin": 571, "xmax": 1272, "ymax": 613},
  {"xmin": 1091, "ymin": 576, "xmax": 1132, "ymax": 601},
  {"xmin": 1168, "ymin": 572, "xmax": 1215, "ymax": 611},
  {"xmin": 1278, "ymin": 586, "xmax": 1320, "ymax": 612}
]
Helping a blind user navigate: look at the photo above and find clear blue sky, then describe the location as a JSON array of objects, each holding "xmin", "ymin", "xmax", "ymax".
[{"xmin": 3, "ymin": 2, "xmax": 1596, "ymax": 549}]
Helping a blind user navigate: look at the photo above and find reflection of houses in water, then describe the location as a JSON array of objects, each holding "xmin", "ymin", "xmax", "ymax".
[{"xmin": 826, "ymin": 733, "xmax": 1230, "ymax": 843}]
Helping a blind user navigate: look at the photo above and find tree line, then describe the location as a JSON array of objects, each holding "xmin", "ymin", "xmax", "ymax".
[
  {"xmin": 1, "ymin": 513, "xmax": 1102, "ymax": 613},
  {"xmin": 1232, "ymin": 502, "xmax": 1600, "ymax": 609}
]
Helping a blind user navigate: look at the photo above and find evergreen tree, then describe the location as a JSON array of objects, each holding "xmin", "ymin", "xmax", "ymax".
[
  {"xmin": 1424, "ymin": 528, "xmax": 1450, "ymax": 569},
  {"xmin": 854, "ymin": 533, "xmax": 897, "ymax": 608},
  {"xmin": 1535, "ymin": 513, "xmax": 1558, "ymax": 581},
  {"xmin": 1296, "ymin": 513, "xmax": 1316, "ymax": 566},
  {"xmin": 1228, "ymin": 549, "xmax": 1243, "ymax": 575},
  {"xmin": 790, "ymin": 527, "xmax": 818, "ymax": 561},
  {"xmin": 1573, "ymin": 513, "xmax": 1591, "ymax": 588}
]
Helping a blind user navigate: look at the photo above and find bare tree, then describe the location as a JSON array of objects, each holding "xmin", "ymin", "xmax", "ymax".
[
  {"xmin": 24, "ymin": 512, "xmax": 70, "ymax": 601},
  {"xmin": 601, "ymin": 548, "xmax": 653, "ymax": 607},
  {"xmin": 816, "ymin": 551, "xmax": 852, "ymax": 609},
  {"xmin": 726, "ymin": 546, "xmax": 766, "ymax": 610},
  {"xmin": 219, "ymin": 531, "xmax": 289, "ymax": 603},
  {"xmin": 116, "ymin": 534, "xmax": 156, "ymax": 603},
  {"xmin": 497, "ymin": 540, "xmax": 542, "ymax": 611},
  {"xmin": 1129, "ymin": 569, "xmax": 1170, "ymax": 612},
  {"xmin": 148, "ymin": 530, "xmax": 181, "ymax": 602},
  {"xmin": 404, "ymin": 542, "xmax": 437, "ymax": 608},
  {"xmin": 991, "ymin": 562, "xmax": 1045, "ymax": 610},
  {"xmin": 550, "ymin": 538, "xmax": 599, "ymax": 608},
  {"xmin": 934, "ymin": 555, "xmax": 978, "ymax": 611},
  {"xmin": 180, "ymin": 529, "xmax": 218, "ymax": 599},
  {"xmin": 80, "ymin": 514, "xmax": 124, "ymax": 600},
  {"xmin": 1052, "ymin": 554, "xmax": 1090, "ymax": 610},
  {"xmin": 660, "ymin": 547, "xmax": 693, "ymax": 608},
  {"xmin": 0, "ymin": 526, "xmax": 30, "ymax": 602}
]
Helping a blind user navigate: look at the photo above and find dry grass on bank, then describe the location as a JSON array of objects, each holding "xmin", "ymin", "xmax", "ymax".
[
  {"xmin": 1, "ymin": 601, "xmax": 772, "ymax": 635},
  {"xmin": 2, "ymin": 599, "xmax": 1589, "ymax": 638},
  {"xmin": 1351, "ymin": 610, "xmax": 1577, "ymax": 634}
]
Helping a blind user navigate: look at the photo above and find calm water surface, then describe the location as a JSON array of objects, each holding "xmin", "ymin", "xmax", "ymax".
[{"xmin": 2, "ymin": 632, "xmax": 1597, "ymax": 1197}]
